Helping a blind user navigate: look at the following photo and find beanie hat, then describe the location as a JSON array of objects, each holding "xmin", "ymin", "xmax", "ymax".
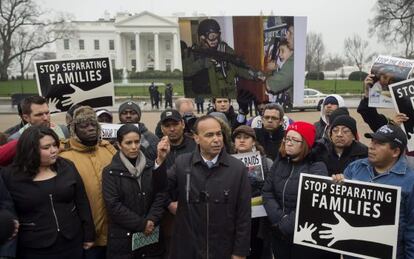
[
  {"xmin": 286, "ymin": 121, "xmax": 316, "ymax": 148},
  {"xmin": 70, "ymin": 106, "xmax": 101, "ymax": 141},
  {"xmin": 118, "ymin": 101, "xmax": 141, "ymax": 118},
  {"xmin": 330, "ymin": 115, "xmax": 358, "ymax": 139},
  {"xmin": 323, "ymin": 96, "xmax": 339, "ymax": 106},
  {"xmin": 232, "ymin": 125, "xmax": 256, "ymax": 141},
  {"xmin": 328, "ymin": 107, "xmax": 349, "ymax": 125}
]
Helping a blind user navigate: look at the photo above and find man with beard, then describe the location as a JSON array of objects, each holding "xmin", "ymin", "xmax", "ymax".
[
  {"xmin": 60, "ymin": 106, "xmax": 116, "ymax": 259},
  {"xmin": 8, "ymin": 96, "xmax": 69, "ymax": 141}
]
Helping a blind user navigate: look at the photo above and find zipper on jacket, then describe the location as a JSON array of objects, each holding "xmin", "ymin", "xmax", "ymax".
[
  {"xmin": 282, "ymin": 165, "xmax": 295, "ymax": 214},
  {"xmin": 49, "ymin": 194, "xmax": 60, "ymax": 232}
]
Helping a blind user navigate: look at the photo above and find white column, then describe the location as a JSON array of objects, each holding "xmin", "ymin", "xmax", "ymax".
[
  {"xmin": 154, "ymin": 32, "xmax": 160, "ymax": 70},
  {"xmin": 135, "ymin": 32, "xmax": 141, "ymax": 72},
  {"xmin": 115, "ymin": 32, "xmax": 123, "ymax": 69},
  {"xmin": 172, "ymin": 32, "xmax": 180, "ymax": 70}
]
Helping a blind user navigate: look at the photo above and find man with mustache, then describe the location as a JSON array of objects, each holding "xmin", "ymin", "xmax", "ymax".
[
  {"xmin": 324, "ymin": 115, "xmax": 368, "ymax": 175},
  {"xmin": 334, "ymin": 124, "xmax": 414, "ymax": 258}
]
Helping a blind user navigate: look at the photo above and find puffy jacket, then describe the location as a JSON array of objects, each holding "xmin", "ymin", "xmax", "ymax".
[
  {"xmin": 59, "ymin": 138, "xmax": 116, "ymax": 246},
  {"xmin": 262, "ymin": 155, "xmax": 328, "ymax": 239},
  {"xmin": 102, "ymin": 152, "xmax": 167, "ymax": 259},
  {"xmin": 344, "ymin": 157, "xmax": 414, "ymax": 259}
]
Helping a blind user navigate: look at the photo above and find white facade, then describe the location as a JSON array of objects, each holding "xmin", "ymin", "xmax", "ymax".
[{"xmin": 55, "ymin": 11, "xmax": 181, "ymax": 72}]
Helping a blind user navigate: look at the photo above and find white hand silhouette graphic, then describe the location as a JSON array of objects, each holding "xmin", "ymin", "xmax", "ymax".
[
  {"xmin": 47, "ymin": 98, "xmax": 61, "ymax": 113},
  {"xmin": 296, "ymin": 222, "xmax": 317, "ymax": 245},
  {"xmin": 61, "ymin": 82, "xmax": 113, "ymax": 107}
]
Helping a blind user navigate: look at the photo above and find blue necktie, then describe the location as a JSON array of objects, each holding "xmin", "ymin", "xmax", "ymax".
[{"xmin": 206, "ymin": 161, "xmax": 214, "ymax": 168}]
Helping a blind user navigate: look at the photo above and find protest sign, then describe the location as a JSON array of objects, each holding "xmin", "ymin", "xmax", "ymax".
[
  {"xmin": 179, "ymin": 16, "xmax": 306, "ymax": 109},
  {"xmin": 389, "ymin": 78, "xmax": 414, "ymax": 151},
  {"xmin": 100, "ymin": 123, "xmax": 139, "ymax": 140},
  {"xmin": 34, "ymin": 57, "xmax": 115, "ymax": 112},
  {"xmin": 368, "ymin": 55, "xmax": 414, "ymax": 108},
  {"xmin": 294, "ymin": 174, "xmax": 400, "ymax": 259},
  {"xmin": 231, "ymin": 151, "xmax": 264, "ymax": 181}
]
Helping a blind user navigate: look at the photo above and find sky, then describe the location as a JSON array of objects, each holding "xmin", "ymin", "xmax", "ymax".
[{"xmin": 36, "ymin": 0, "xmax": 391, "ymax": 58}]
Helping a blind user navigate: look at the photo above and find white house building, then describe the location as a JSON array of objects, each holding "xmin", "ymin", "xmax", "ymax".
[{"xmin": 55, "ymin": 11, "xmax": 182, "ymax": 72}]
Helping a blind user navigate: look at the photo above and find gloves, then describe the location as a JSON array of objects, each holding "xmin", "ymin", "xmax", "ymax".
[{"xmin": 237, "ymin": 88, "xmax": 255, "ymax": 116}]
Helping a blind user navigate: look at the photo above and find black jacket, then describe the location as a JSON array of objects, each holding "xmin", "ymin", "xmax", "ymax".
[
  {"xmin": 168, "ymin": 148, "xmax": 251, "ymax": 259},
  {"xmin": 254, "ymin": 126, "xmax": 285, "ymax": 161},
  {"xmin": 137, "ymin": 122, "xmax": 160, "ymax": 161},
  {"xmin": 357, "ymin": 97, "xmax": 389, "ymax": 132},
  {"xmin": 262, "ymin": 155, "xmax": 328, "ymax": 239},
  {"xmin": 102, "ymin": 152, "xmax": 167, "ymax": 259},
  {"xmin": 314, "ymin": 118, "xmax": 328, "ymax": 140},
  {"xmin": 1, "ymin": 158, "xmax": 95, "ymax": 249},
  {"xmin": 324, "ymin": 141, "xmax": 368, "ymax": 175},
  {"xmin": 164, "ymin": 136, "xmax": 196, "ymax": 169}
]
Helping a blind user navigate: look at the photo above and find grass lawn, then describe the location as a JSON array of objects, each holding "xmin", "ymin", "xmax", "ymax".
[
  {"xmin": 0, "ymin": 78, "xmax": 364, "ymax": 97},
  {"xmin": 0, "ymin": 79, "xmax": 185, "ymax": 97},
  {"xmin": 306, "ymin": 79, "xmax": 365, "ymax": 95}
]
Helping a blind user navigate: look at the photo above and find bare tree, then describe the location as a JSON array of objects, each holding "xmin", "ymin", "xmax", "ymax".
[
  {"xmin": 344, "ymin": 34, "xmax": 374, "ymax": 71},
  {"xmin": 324, "ymin": 53, "xmax": 345, "ymax": 71},
  {"xmin": 0, "ymin": 0, "xmax": 72, "ymax": 80},
  {"xmin": 370, "ymin": 0, "xmax": 414, "ymax": 58},
  {"xmin": 306, "ymin": 32, "xmax": 325, "ymax": 73}
]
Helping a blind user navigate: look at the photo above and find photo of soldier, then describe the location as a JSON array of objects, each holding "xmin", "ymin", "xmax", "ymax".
[{"xmin": 180, "ymin": 17, "xmax": 265, "ymax": 109}]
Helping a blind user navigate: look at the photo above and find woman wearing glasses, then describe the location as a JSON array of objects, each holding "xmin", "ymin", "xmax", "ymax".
[{"xmin": 262, "ymin": 121, "xmax": 339, "ymax": 259}]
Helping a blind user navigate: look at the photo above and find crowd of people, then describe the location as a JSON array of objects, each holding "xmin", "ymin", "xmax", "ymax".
[{"xmin": 0, "ymin": 73, "xmax": 414, "ymax": 259}]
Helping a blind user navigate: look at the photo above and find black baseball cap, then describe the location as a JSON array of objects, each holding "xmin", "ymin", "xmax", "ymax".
[
  {"xmin": 160, "ymin": 109, "xmax": 182, "ymax": 124},
  {"xmin": 364, "ymin": 124, "xmax": 407, "ymax": 149}
]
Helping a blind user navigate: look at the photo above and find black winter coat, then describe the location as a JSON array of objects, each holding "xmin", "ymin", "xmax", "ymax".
[
  {"xmin": 325, "ymin": 141, "xmax": 368, "ymax": 175},
  {"xmin": 168, "ymin": 148, "xmax": 251, "ymax": 259},
  {"xmin": 262, "ymin": 155, "xmax": 328, "ymax": 238},
  {"xmin": 1, "ymin": 158, "xmax": 95, "ymax": 249},
  {"xmin": 102, "ymin": 152, "xmax": 167, "ymax": 259},
  {"xmin": 254, "ymin": 126, "xmax": 285, "ymax": 161}
]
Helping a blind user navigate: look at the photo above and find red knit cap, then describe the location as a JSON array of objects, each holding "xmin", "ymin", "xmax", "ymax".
[{"xmin": 286, "ymin": 121, "xmax": 316, "ymax": 148}]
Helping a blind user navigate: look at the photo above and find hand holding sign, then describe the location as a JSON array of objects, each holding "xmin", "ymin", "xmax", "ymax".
[{"xmin": 296, "ymin": 222, "xmax": 317, "ymax": 245}]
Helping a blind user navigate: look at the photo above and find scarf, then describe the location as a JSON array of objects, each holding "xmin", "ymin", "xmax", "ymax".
[{"xmin": 119, "ymin": 151, "xmax": 147, "ymax": 187}]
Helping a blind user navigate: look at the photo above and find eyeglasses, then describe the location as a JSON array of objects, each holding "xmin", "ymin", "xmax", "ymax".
[
  {"xmin": 283, "ymin": 137, "xmax": 303, "ymax": 145},
  {"xmin": 263, "ymin": 116, "xmax": 280, "ymax": 121},
  {"xmin": 331, "ymin": 128, "xmax": 352, "ymax": 135},
  {"xmin": 206, "ymin": 32, "xmax": 220, "ymax": 41}
]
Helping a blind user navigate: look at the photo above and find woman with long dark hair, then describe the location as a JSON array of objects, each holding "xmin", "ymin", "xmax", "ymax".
[
  {"xmin": 262, "ymin": 121, "xmax": 339, "ymax": 259},
  {"xmin": 1, "ymin": 125, "xmax": 95, "ymax": 259},
  {"xmin": 102, "ymin": 124, "xmax": 169, "ymax": 259}
]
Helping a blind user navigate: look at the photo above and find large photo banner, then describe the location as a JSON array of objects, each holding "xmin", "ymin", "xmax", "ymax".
[
  {"xmin": 34, "ymin": 57, "xmax": 115, "ymax": 112},
  {"xmin": 368, "ymin": 55, "xmax": 414, "ymax": 108},
  {"xmin": 179, "ymin": 16, "xmax": 306, "ymax": 110},
  {"xmin": 294, "ymin": 174, "xmax": 401, "ymax": 259},
  {"xmin": 389, "ymin": 78, "xmax": 414, "ymax": 151}
]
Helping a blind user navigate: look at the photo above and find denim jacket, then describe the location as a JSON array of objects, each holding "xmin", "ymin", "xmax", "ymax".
[{"xmin": 344, "ymin": 156, "xmax": 414, "ymax": 259}]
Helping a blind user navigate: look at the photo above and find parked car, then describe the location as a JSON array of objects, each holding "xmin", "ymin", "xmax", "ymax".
[
  {"xmin": 299, "ymin": 88, "xmax": 326, "ymax": 111},
  {"xmin": 284, "ymin": 88, "xmax": 326, "ymax": 112}
]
